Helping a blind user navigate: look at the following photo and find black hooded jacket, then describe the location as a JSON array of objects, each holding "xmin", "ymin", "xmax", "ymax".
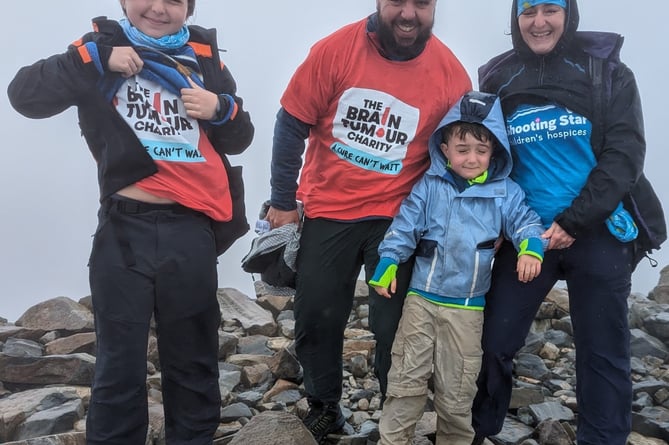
[
  {"xmin": 478, "ymin": 0, "xmax": 665, "ymax": 259},
  {"xmin": 7, "ymin": 17, "xmax": 254, "ymax": 202}
]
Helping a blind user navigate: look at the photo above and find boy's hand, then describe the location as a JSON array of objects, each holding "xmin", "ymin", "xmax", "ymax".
[
  {"xmin": 181, "ymin": 77, "xmax": 219, "ymax": 120},
  {"xmin": 108, "ymin": 47, "xmax": 143, "ymax": 78},
  {"xmin": 373, "ymin": 279, "xmax": 396, "ymax": 299},
  {"xmin": 517, "ymin": 255, "xmax": 541, "ymax": 283},
  {"xmin": 369, "ymin": 258, "xmax": 398, "ymax": 299}
]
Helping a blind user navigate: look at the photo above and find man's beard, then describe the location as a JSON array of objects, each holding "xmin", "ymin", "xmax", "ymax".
[{"xmin": 376, "ymin": 16, "xmax": 432, "ymax": 60}]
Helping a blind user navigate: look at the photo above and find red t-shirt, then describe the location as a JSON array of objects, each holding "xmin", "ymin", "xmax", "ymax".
[
  {"xmin": 113, "ymin": 77, "xmax": 231, "ymax": 221},
  {"xmin": 281, "ymin": 19, "xmax": 471, "ymax": 220}
]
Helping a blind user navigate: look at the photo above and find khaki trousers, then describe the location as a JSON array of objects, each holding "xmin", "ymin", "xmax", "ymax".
[{"xmin": 378, "ymin": 296, "xmax": 483, "ymax": 445}]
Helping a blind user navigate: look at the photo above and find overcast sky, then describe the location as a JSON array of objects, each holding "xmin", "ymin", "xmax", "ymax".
[{"xmin": 2, "ymin": 1, "xmax": 666, "ymax": 322}]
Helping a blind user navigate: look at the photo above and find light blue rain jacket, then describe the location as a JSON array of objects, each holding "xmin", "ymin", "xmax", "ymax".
[{"xmin": 378, "ymin": 92, "xmax": 545, "ymax": 301}]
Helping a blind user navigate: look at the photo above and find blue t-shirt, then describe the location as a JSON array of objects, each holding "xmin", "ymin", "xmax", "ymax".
[{"xmin": 506, "ymin": 104, "xmax": 594, "ymax": 226}]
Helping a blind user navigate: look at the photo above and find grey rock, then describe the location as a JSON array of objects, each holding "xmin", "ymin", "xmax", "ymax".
[
  {"xmin": 268, "ymin": 347, "xmax": 301, "ymax": 381},
  {"xmin": 16, "ymin": 297, "xmax": 93, "ymax": 332},
  {"xmin": 240, "ymin": 363, "xmax": 272, "ymax": 388},
  {"xmin": 3, "ymin": 432, "xmax": 86, "ymax": 445},
  {"xmin": 510, "ymin": 386, "xmax": 545, "ymax": 409},
  {"xmin": 0, "ymin": 326, "xmax": 47, "ymax": 343},
  {"xmin": 278, "ymin": 319, "xmax": 295, "ymax": 339},
  {"xmin": 491, "ymin": 417, "xmax": 535, "ymax": 445},
  {"xmin": 3, "ymin": 338, "xmax": 44, "ymax": 358},
  {"xmin": 43, "ymin": 333, "xmax": 96, "ymax": 356},
  {"xmin": 545, "ymin": 287, "xmax": 570, "ymax": 316},
  {"xmin": 543, "ymin": 330, "xmax": 573, "ymax": 348},
  {"xmin": 520, "ymin": 331, "xmax": 544, "ymax": 355},
  {"xmin": 269, "ymin": 389, "xmax": 301, "ymax": 405},
  {"xmin": 544, "ymin": 379, "xmax": 573, "ymax": 393},
  {"xmin": 634, "ymin": 392, "xmax": 655, "ymax": 412},
  {"xmin": 528, "ymin": 401, "xmax": 575, "ymax": 423},
  {"xmin": 633, "ymin": 380, "xmax": 669, "ymax": 398},
  {"xmin": 218, "ymin": 364, "xmax": 242, "ymax": 393},
  {"xmin": 632, "ymin": 356, "xmax": 650, "ymax": 375},
  {"xmin": 552, "ymin": 316, "xmax": 573, "ymax": 336},
  {"xmin": 536, "ymin": 419, "xmax": 573, "ymax": 445},
  {"xmin": 236, "ymin": 390, "xmax": 264, "ymax": 407},
  {"xmin": 218, "ymin": 331, "xmax": 239, "ymax": 360},
  {"xmin": 5, "ymin": 275, "xmax": 669, "ymax": 445},
  {"xmin": 0, "ymin": 387, "xmax": 82, "ymax": 442},
  {"xmin": 217, "ymin": 288, "xmax": 277, "ymax": 336},
  {"xmin": 16, "ymin": 400, "xmax": 84, "ymax": 440},
  {"xmin": 277, "ymin": 310, "xmax": 294, "ymax": 322},
  {"xmin": 255, "ymin": 295, "xmax": 293, "ymax": 318},
  {"xmin": 631, "ymin": 406, "xmax": 669, "ymax": 441},
  {"xmin": 348, "ymin": 355, "xmax": 368, "ymax": 379},
  {"xmin": 644, "ymin": 312, "xmax": 669, "ymax": 342},
  {"xmin": 515, "ymin": 353, "xmax": 551, "ymax": 381},
  {"xmin": 650, "ymin": 266, "xmax": 669, "ymax": 304},
  {"xmin": 0, "ymin": 354, "xmax": 95, "ymax": 386},
  {"xmin": 220, "ymin": 402, "xmax": 253, "ymax": 423},
  {"xmin": 228, "ymin": 411, "xmax": 317, "ymax": 445},
  {"xmin": 237, "ymin": 335, "xmax": 273, "ymax": 356},
  {"xmin": 630, "ymin": 329, "xmax": 669, "ymax": 361}
]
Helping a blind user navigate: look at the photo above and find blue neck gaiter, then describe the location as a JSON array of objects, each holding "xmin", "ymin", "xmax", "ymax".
[{"xmin": 120, "ymin": 18, "xmax": 190, "ymax": 51}]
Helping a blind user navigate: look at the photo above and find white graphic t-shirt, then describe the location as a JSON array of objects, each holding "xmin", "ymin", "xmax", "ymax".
[{"xmin": 114, "ymin": 77, "xmax": 231, "ymax": 221}]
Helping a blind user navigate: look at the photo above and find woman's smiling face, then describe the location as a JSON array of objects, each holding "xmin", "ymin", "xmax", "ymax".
[{"xmin": 518, "ymin": 4, "xmax": 566, "ymax": 55}]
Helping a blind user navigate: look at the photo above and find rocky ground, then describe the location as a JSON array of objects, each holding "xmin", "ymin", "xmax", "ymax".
[{"xmin": 1, "ymin": 265, "xmax": 669, "ymax": 445}]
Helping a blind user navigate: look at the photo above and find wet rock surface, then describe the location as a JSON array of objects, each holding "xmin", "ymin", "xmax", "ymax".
[{"xmin": 1, "ymin": 268, "xmax": 669, "ymax": 444}]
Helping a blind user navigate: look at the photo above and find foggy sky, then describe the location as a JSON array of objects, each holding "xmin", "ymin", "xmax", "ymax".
[{"xmin": 1, "ymin": 0, "xmax": 666, "ymax": 322}]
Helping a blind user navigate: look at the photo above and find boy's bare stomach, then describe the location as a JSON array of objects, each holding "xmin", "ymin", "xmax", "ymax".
[{"xmin": 116, "ymin": 185, "xmax": 176, "ymax": 204}]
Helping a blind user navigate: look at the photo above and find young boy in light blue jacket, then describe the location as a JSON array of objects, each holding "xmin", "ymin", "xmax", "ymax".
[{"xmin": 369, "ymin": 91, "xmax": 546, "ymax": 445}]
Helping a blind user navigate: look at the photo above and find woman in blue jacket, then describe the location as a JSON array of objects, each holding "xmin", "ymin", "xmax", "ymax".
[{"xmin": 471, "ymin": 1, "xmax": 665, "ymax": 444}]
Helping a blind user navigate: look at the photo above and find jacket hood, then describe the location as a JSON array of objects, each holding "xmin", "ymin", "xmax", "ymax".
[
  {"xmin": 427, "ymin": 91, "xmax": 512, "ymax": 182},
  {"xmin": 511, "ymin": 0, "xmax": 580, "ymax": 60}
]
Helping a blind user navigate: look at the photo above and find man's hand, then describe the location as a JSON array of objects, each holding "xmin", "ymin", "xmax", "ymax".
[{"xmin": 267, "ymin": 206, "xmax": 300, "ymax": 229}]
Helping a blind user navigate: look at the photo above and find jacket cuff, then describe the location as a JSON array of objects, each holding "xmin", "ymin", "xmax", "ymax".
[
  {"xmin": 81, "ymin": 42, "xmax": 105, "ymax": 75},
  {"xmin": 518, "ymin": 237, "xmax": 544, "ymax": 262},
  {"xmin": 369, "ymin": 257, "xmax": 398, "ymax": 288},
  {"xmin": 210, "ymin": 93, "xmax": 237, "ymax": 125}
]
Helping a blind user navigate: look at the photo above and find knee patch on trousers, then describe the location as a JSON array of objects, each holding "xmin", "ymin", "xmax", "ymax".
[{"xmin": 440, "ymin": 355, "xmax": 481, "ymax": 414}]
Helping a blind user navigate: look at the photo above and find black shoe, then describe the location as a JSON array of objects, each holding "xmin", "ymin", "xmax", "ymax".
[
  {"xmin": 303, "ymin": 402, "xmax": 345, "ymax": 443},
  {"xmin": 471, "ymin": 435, "xmax": 486, "ymax": 445}
]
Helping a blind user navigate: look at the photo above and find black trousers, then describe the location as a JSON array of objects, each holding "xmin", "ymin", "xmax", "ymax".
[
  {"xmin": 294, "ymin": 217, "xmax": 412, "ymax": 404},
  {"xmin": 86, "ymin": 197, "xmax": 221, "ymax": 445},
  {"xmin": 472, "ymin": 229, "xmax": 633, "ymax": 445}
]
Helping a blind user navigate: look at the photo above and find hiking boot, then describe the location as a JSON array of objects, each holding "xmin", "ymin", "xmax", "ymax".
[{"xmin": 303, "ymin": 402, "xmax": 345, "ymax": 443}]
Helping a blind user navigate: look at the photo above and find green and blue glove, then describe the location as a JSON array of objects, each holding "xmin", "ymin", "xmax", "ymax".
[{"xmin": 369, "ymin": 257, "xmax": 399, "ymax": 288}]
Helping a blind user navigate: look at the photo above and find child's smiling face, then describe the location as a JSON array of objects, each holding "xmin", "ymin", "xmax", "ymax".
[
  {"xmin": 441, "ymin": 132, "xmax": 493, "ymax": 180},
  {"xmin": 121, "ymin": 0, "xmax": 189, "ymax": 38}
]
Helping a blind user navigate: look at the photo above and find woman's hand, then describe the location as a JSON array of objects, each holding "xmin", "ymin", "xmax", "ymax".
[{"xmin": 542, "ymin": 222, "xmax": 575, "ymax": 250}]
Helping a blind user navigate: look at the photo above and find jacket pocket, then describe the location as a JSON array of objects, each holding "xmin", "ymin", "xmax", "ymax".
[{"xmin": 416, "ymin": 239, "xmax": 437, "ymax": 258}]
